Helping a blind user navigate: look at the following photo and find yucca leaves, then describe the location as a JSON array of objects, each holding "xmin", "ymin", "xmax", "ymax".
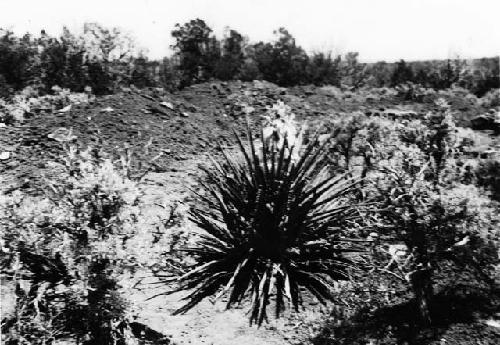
[{"xmin": 174, "ymin": 121, "xmax": 364, "ymax": 325}]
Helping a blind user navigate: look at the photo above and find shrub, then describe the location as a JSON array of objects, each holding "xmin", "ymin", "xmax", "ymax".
[
  {"xmin": 172, "ymin": 118, "xmax": 366, "ymax": 325},
  {"xmin": 368, "ymin": 142, "xmax": 499, "ymax": 325},
  {"xmin": 479, "ymin": 88, "xmax": 500, "ymax": 108},
  {"xmin": 0, "ymin": 140, "xmax": 180, "ymax": 344},
  {"xmin": 0, "ymin": 86, "xmax": 93, "ymax": 123},
  {"xmin": 475, "ymin": 159, "xmax": 500, "ymax": 202}
]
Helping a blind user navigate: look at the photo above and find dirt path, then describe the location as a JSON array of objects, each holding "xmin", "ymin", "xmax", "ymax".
[{"xmin": 130, "ymin": 288, "xmax": 291, "ymax": 345}]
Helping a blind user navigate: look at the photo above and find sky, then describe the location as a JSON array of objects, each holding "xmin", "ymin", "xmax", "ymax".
[{"xmin": 0, "ymin": 0, "xmax": 499, "ymax": 62}]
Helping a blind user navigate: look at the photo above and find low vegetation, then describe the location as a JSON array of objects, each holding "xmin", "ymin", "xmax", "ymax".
[{"xmin": 0, "ymin": 17, "xmax": 499, "ymax": 345}]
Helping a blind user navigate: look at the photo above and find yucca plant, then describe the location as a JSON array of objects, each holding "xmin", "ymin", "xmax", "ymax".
[{"xmin": 174, "ymin": 121, "xmax": 366, "ymax": 325}]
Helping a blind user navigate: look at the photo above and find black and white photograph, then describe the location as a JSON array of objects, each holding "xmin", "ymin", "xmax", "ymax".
[{"xmin": 0, "ymin": 1, "xmax": 499, "ymax": 344}]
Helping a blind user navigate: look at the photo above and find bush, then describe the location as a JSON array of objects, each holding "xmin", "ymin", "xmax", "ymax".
[
  {"xmin": 0, "ymin": 140, "xmax": 181, "ymax": 344},
  {"xmin": 475, "ymin": 159, "xmax": 500, "ymax": 202},
  {"xmin": 479, "ymin": 88, "xmax": 500, "ymax": 108},
  {"xmin": 173, "ymin": 117, "xmax": 366, "ymax": 325},
  {"xmin": 366, "ymin": 117, "xmax": 498, "ymax": 325},
  {"xmin": 310, "ymin": 106, "xmax": 498, "ymax": 329}
]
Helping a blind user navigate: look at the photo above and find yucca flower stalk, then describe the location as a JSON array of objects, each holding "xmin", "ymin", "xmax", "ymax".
[{"xmin": 174, "ymin": 120, "xmax": 365, "ymax": 325}]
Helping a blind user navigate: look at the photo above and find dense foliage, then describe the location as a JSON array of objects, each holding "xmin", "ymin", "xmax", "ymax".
[
  {"xmin": 1, "ymin": 19, "xmax": 498, "ymax": 96},
  {"xmin": 0, "ymin": 24, "xmax": 157, "ymax": 96}
]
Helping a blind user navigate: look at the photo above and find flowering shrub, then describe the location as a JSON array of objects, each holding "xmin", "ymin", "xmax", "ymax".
[
  {"xmin": 172, "ymin": 117, "xmax": 367, "ymax": 326},
  {"xmin": 0, "ymin": 141, "xmax": 180, "ymax": 344},
  {"xmin": 261, "ymin": 101, "xmax": 301, "ymax": 150}
]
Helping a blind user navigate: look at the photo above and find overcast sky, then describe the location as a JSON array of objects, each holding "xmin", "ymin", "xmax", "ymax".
[{"xmin": 1, "ymin": 0, "xmax": 499, "ymax": 62}]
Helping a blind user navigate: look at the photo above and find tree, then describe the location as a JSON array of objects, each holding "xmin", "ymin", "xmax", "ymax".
[
  {"xmin": 364, "ymin": 61, "xmax": 392, "ymax": 87},
  {"xmin": 458, "ymin": 57, "xmax": 500, "ymax": 96},
  {"xmin": 58, "ymin": 27, "xmax": 88, "ymax": 91},
  {"xmin": 81, "ymin": 23, "xmax": 135, "ymax": 63},
  {"xmin": 131, "ymin": 55, "xmax": 156, "ymax": 88},
  {"xmin": 80, "ymin": 22, "xmax": 136, "ymax": 93},
  {"xmin": 37, "ymin": 28, "xmax": 88, "ymax": 93},
  {"xmin": 171, "ymin": 18, "xmax": 219, "ymax": 87},
  {"xmin": 251, "ymin": 28, "xmax": 309, "ymax": 86},
  {"xmin": 339, "ymin": 52, "xmax": 367, "ymax": 89},
  {"xmin": 0, "ymin": 30, "xmax": 38, "ymax": 91},
  {"xmin": 213, "ymin": 28, "xmax": 245, "ymax": 80},
  {"xmin": 390, "ymin": 59, "xmax": 414, "ymax": 86},
  {"xmin": 158, "ymin": 56, "xmax": 182, "ymax": 90},
  {"xmin": 414, "ymin": 68, "xmax": 430, "ymax": 87},
  {"xmin": 239, "ymin": 56, "xmax": 262, "ymax": 81},
  {"xmin": 306, "ymin": 51, "xmax": 341, "ymax": 86}
]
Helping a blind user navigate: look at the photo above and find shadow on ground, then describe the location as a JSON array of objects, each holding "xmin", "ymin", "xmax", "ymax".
[
  {"xmin": 129, "ymin": 321, "xmax": 173, "ymax": 345},
  {"xmin": 312, "ymin": 283, "xmax": 500, "ymax": 345}
]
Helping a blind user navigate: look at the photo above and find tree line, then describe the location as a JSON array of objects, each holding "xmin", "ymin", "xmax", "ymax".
[{"xmin": 1, "ymin": 19, "xmax": 498, "ymax": 96}]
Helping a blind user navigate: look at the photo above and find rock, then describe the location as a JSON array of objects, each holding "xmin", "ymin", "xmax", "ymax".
[
  {"xmin": 47, "ymin": 127, "xmax": 77, "ymax": 142},
  {"xmin": 147, "ymin": 105, "xmax": 168, "ymax": 116},
  {"xmin": 243, "ymin": 105, "xmax": 255, "ymax": 115},
  {"xmin": 57, "ymin": 104, "xmax": 72, "ymax": 113},
  {"xmin": 484, "ymin": 319, "xmax": 500, "ymax": 328},
  {"xmin": 187, "ymin": 104, "xmax": 198, "ymax": 112},
  {"xmin": 387, "ymin": 244, "xmax": 408, "ymax": 258},
  {"xmin": 318, "ymin": 134, "xmax": 331, "ymax": 145},
  {"xmin": 7, "ymin": 160, "xmax": 19, "ymax": 168},
  {"xmin": 160, "ymin": 101, "xmax": 175, "ymax": 110},
  {"xmin": 139, "ymin": 93, "xmax": 156, "ymax": 102},
  {"xmin": 0, "ymin": 151, "xmax": 11, "ymax": 160},
  {"xmin": 318, "ymin": 86, "xmax": 342, "ymax": 98}
]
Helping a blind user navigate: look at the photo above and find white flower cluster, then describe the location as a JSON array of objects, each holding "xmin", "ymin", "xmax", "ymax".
[{"xmin": 261, "ymin": 101, "xmax": 302, "ymax": 160}]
